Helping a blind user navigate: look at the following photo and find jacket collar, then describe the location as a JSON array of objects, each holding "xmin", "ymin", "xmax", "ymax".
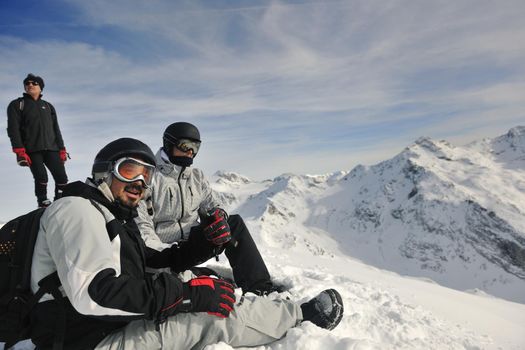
[
  {"xmin": 62, "ymin": 180, "xmax": 138, "ymax": 221},
  {"xmin": 23, "ymin": 92, "xmax": 42, "ymax": 100},
  {"xmin": 155, "ymin": 148, "xmax": 189, "ymax": 176}
]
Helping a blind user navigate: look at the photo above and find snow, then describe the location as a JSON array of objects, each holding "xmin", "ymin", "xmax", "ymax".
[
  {"xmin": 203, "ymin": 246, "xmax": 525, "ymax": 349},
  {"xmin": 5, "ymin": 127, "xmax": 525, "ymax": 349}
]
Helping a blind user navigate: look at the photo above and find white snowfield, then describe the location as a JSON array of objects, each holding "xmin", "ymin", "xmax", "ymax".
[
  {"xmin": 203, "ymin": 247, "xmax": 525, "ymax": 350},
  {"xmin": 6, "ymin": 127, "xmax": 525, "ymax": 349}
]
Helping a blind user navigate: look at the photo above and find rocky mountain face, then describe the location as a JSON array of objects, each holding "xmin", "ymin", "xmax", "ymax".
[{"xmin": 211, "ymin": 126, "xmax": 525, "ymax": 303}]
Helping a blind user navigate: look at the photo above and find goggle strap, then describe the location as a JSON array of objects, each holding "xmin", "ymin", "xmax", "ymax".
[{"xmin": 92, "ymin": 161, "xmax": 112, "ymax": 173}]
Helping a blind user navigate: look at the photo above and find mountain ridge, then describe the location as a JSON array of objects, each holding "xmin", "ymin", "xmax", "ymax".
[{"xmin": 211, "ymin": 126, "xmax": 525, "ymax": 303}]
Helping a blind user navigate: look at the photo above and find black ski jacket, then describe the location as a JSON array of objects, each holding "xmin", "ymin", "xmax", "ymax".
[
  {"xmin": 6, "ymin": 93, "xmax": 65, "ymax": 152},
  {"xmin": 30, "ymin": 181, "xmax": 214, "ymax": 349}
]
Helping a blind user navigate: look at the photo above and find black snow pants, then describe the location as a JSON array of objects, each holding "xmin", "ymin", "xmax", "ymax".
[
  {"xmin": 186, "ymin": 214, "xmax": 271, "ymax": 292},
  {"xmin": 28, "ymin": 150, "xmax": 68, "ymax": 202}
]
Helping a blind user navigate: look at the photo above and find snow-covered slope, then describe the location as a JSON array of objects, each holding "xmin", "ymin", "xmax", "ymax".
[
  {"xmin": 8, "ymin": 244, "xmax": 525, "ymax": 350},
  {"xmin": 212, "ymin": 126, "xmax": 525, "ymax": 305},
  {"xmin": 6, "ymin": 127, "xmax": 525, "ymax": 350}
]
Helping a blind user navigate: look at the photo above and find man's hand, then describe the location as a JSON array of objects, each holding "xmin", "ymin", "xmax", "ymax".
[
  {"xmin": 59, "ymin": 148, "xmax": 68, "ymax": 163},
  {"xmin": 183, "ymin": 276, "xmax": 236, "ymax": 318},
  {"xmin": 202, "ymin": 208, "xmax": 231, "ymax": 246},
  {"xmin": 156, "ymin": 276, "xmax": 236, "ymax": 325},
  {"xmin": 13, "ymin": 148, "xmax": 31, "ymax": 166}
]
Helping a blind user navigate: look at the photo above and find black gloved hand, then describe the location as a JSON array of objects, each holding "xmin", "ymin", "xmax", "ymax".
[
  {"xmin": 201, "ymin": 208, "xmax": 231, "ymax": 246},
  {"xmin": 182, "ymin": 276, "xmax": 236, "ymax": 318}
]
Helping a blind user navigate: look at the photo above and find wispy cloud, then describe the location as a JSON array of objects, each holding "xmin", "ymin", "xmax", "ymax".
[{"xmin": 0, "ymin": 0, "xmax": 524, "ymax": 219}]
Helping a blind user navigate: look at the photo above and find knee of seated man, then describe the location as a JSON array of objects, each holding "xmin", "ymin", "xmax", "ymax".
[
  {"xmin": 227, "ymin": 214, "xmax": 245, "ymax": 234},
  {"xmin": 227, "ymin": 214, "xmax": 242, "ymax": 224}
]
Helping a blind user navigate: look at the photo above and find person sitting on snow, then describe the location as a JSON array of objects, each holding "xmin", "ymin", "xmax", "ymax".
[
  {"xmin": 29, "ymin": 137, "xmax": 344, "ymax": 349},
  {"xmin": 136, "ymin": 122, "xmax": 282, "ymax": 295}
]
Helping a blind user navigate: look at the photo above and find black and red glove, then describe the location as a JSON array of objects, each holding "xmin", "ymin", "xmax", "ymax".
[
  {"xmin": 202, "ymin": 208, "xmax": 231, "ymax": 246},
  {"xmin": 183, "ymin": 276, "xmax": 236, "ymax": 318},
  {"xmin": 13, "ymin": 148, "xmax": 31, "ymax": 166},
  {"xmin": 156, "ymin": 276, "xmax": 236, "ymax": 325},
  {"xmin": 59, "ymin": 148, "xmax": 68, "ymax": 162}
]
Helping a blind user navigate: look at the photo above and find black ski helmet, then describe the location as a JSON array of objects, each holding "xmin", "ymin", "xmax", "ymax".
[
  {"xmin": 92, "ymin": 138, "xmax": 156, "ymax": 177},
  {"xmin": 163, "ymin": 122, "xmax": 201, "ymax": 154}
]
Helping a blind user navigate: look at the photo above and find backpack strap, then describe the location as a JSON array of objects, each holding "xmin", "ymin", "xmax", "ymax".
[
  {"xmin": 44, "ymin": 276, "xmax": 66, "ymax": 350},
  {"xmin": 17, "ymin": 98, "xmax": 51, "ymax": 113},
  {"xmin": 18, "ymin": 97, "xmax": 24, "ymax": 112},
  {"xmin": 89, "ymin": 199, "xmax": 112, "ymax": 221},
  {"xmin": 26, "ymin": 272, "xmax": 61, "ymax": 314},
  {"xmin": 88, "ymin": 199, "xmax": 123, "ymax": 242},
  {"xmin": 16, "ymin": 272, "xmax": 64, "ymax": 350}
]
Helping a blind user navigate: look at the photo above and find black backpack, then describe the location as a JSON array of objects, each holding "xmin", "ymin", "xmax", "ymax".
[{"xmin": 0, "ymin": 208, "xmax": 63, "ymax": 350}]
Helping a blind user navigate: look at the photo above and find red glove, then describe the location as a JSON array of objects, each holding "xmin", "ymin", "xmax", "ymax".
[
  {"xmin": 13, "ymin": 148, "xmax": 31, "ymax": 166},
  {"xmin": 183, "ymin": 276, "xmax": 236, "ymax": 318},
  {"xmin": 157, "ymin": 276, "xmax": 236, "ymax": 325},
  {"xmin": 59, "ymin": 148, "xmax": 68, "ymax": 162},
  {"xmin": 202, "ymin": 208, "xmax": 231, "ymax": 246}
]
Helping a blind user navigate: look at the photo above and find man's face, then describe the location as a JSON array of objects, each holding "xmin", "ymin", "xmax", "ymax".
[
  {"xmin": 169, "ymin": 138, "xmax": 200, "ymax": 159},
  {"xmin": 109, "ymin": 178, "xmax": 145, "ymax": 208},
  {"xmin": 24, "ymin": 81, "xmax": 41, "ymax": 96},
  {"xmin": 172, "ymin": 147, "xmax": 194, "ymax": 158}
]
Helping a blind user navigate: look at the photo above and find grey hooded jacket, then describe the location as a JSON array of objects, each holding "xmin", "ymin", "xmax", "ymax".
[{"xmin": 136, "ymin": 149, "xmax": 221, "ymax": 251}]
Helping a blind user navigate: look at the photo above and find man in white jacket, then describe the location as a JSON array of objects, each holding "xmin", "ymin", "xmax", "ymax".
[
  {"xmin": 29, "ymin": 137, "xmax": 344, "ymax": 349},
  {"xmin": 136, "ymin": 122, "xmax": 281, "ymax": 295}
]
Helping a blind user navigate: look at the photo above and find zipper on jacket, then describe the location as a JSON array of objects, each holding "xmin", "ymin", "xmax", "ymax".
[
  {"xmin": 39, "ymin": 100, "xmax": 50, "ymax": 150},
  {"xmin": 177, "ymin": 168, "xmax": 185, "ymax": 240}
]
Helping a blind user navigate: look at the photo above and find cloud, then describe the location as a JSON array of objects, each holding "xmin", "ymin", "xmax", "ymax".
[{"xmin": 1, "ymin": 0, "xmax": 524, "ymax": 220}]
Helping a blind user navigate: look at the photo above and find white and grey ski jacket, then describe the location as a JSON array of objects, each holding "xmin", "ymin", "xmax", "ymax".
[
  {"xmin": 29, "ymin": 180, "xmax": 189, "ymax": 349},
  {"xmin": 136, "ymin": 149, "xmax": 221, "ymax": 251}
]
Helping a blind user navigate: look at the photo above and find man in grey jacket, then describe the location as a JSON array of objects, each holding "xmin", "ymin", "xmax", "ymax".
[
  {"xmin": 30, "ymin": 137, "xmax": 344, "ymax": 349},
  {"xmin": 136, "ymin": 122, "xmax": 280, "ymax": 295}
]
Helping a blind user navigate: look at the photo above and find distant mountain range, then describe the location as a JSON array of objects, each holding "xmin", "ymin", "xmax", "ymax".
[{"xmin": 211, "ymin": 126, "xmax": 525, "ymax": 303}]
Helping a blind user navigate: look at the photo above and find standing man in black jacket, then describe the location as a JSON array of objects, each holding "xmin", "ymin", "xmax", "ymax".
[{"xmin": 6, "ymin": 73, "xmax": 69, "ymax": 208}]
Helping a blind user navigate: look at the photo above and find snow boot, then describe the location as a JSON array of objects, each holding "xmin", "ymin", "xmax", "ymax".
[
  {"xmin": 301, "ymin": 289, "xmax": 344, "ymax": 330},
  {"xmin": 54, "ymin": 183, "xmax": 67, "ymax": 201},
  {"xmin": 38, "ymin": 198, "xmax": 52, "ymax": 208}
]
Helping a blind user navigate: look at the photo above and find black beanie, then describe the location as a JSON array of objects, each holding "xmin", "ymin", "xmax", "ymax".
[{"xmin": 23, "ymin": 73, "xmax": 45, "ymax": 90}]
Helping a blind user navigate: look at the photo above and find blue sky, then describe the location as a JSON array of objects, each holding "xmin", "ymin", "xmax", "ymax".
[{"xmin": 1, "ymin": 0, "xmax": 525, "ymax": 220}]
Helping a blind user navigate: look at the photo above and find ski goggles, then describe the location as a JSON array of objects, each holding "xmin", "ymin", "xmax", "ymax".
[
  {"xmin": 174, "ymin": 138, "xmax": 201, "ymax": 155},
  {"xmin": 112, "ymin": 157, "xmax": 156, "ymax": 188}
]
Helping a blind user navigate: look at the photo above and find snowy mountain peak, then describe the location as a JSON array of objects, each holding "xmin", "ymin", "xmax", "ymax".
[
  {"xmin": 493, "ymin": 125, "xmax": 525, "ymax": 152},
  {"xmin": 506, "ymin": 125, "xmax": 525, "ymax": 138},
  {"xmin": 465, "ymin": 126, "xmax": 525, "ymax": 167},
  {"xmin": 213, "ymin": 170, "xmax": 252, "ymax": 185},
  {"xmin": 212, "ymin": 126, "xmax": 525, "ymax": 304},
  {"xmin": 405, "ymin": 136, "xmax": 456, "ymax": 162}
]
